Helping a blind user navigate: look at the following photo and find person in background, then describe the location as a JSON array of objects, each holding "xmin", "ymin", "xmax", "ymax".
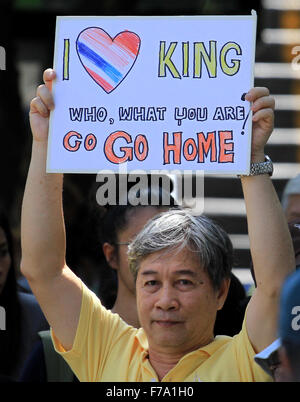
[
  {"xmin": 281, "ymin": 174, "xmax": 300, "ymax": 222},
  {"xmin": 91, "ymin": 182, "xmax": 177, "ymax": 327},
  {"xmin": 286, "ymin": 219, "xmax": 300, "ymax": 268},
  {"xmin": 252, "ymin": 220, "xmax": 300, "ymax": 381},
  {"xmin": 277, "ymin": 269, "xmax": 300, "ymax": 381},
  {"xmin": 214, "ymin": 272, "xmax": 248, "ymax": 337},
  {"xmin": 0, "ymin": 208, "xmax": 48, "ymax": 381},
  {"xmin": 250, "ymin": 219, "xmax": 300, "ymax": 291},
  {"xmin": 254, "ymin": 269, "xmax": 300, "ymax": 382}
]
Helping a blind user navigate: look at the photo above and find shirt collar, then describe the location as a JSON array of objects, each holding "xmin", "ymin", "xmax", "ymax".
[{"xmin": 135, "ymin": 328, "xmax": 231, "ymax": 359}]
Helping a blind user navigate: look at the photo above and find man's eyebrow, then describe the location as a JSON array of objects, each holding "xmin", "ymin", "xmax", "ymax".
[
  {"xmin": 141, "ymin": 270, "xmax": 157, "ymax": 276},
  {"xmin": 173, "ymin": 270, "xmax": 198, "ymax": 277},
  {"xmin": 140, "ymin": 269, "xmax": 198, "ymax": 277}
]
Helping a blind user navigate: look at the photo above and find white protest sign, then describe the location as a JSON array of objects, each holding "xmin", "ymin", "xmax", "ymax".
[{"xmin": 47, "ymin": 13, "xmax": 257, "ymax": 174}]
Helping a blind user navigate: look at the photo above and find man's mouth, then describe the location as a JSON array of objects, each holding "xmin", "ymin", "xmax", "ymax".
[{"xmin": 154, "ymin": 320, "xmax": 182, "ymax": 328}]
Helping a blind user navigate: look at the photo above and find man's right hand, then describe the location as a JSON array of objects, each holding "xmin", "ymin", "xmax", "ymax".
[
  {"xmin": 29, "ymin": 68, "xmax": 56, "ymax": 143},
  {"xmin": 22, "ymin": 67, "xmax": 83, "ymax": 352}
]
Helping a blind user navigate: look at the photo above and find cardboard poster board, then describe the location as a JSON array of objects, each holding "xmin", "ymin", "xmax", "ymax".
[{"xmin": 47, "ymin": 13, "xmax": 257, "ymax": 174}]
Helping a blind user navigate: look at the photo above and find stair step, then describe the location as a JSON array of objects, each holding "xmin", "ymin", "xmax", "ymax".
[
  {"xmin": 261, "ymin": 9, "xmax": 300, "ymax": 28},
  {"xmin": 233, "ymin": 249, "xmax": 252, "ymax": 269},
  {"xmin": 203, "ymin": 175, "xmax": 296, "ymax": 199},
  {"xmin": 261, "ymin": 28, "xmax": 300, "ymax": 44},
  {"xmin": 206, "ymin": 215, "xmax": 248, "ymax": 234},
  {"xmin": 273, "ymin": 95, "xmax": 300, "ymax": 110},
  {"xmin": 230, "ymin": 234, "xmax": 250, "ymax": 249},
  {"xmin": 256, "ymin": 44, "xmax": 297, "ymax": 62},
  {"xmin": 203, "ymin": 197, "xmax": 245, "ymax": 215},
  {"xmin": 255, "ymin": 64, "xmax": 300, "ymax": 80},
  {"xmin": 266, "ymin": 144, "xmax": 299, "ymax": 163},
  {"xmin": 274, "ymin": 110, "xmax": 300, "ymax": 127},
  {"xmin": 255, "ymin": 78, "xmax": 300, "ymax": 94},
  {"xmin": 268, "ymin": 128, "xmax": 300, "ymax": 144},
  {"xmin": 262, "ymin": 0, "xmax": 300, "ymax": 10}
]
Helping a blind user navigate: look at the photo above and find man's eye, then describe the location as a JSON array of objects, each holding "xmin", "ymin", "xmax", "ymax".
[
  {"xmin": 143, "ymin": 280, "xmax": 160, "ymax": 292},
  {"xmin": 176, "ymin": 279, "xmax": 194, "ymax": 288},
  {"xmin": 145, "ymin": 280, "xmax": 158, "ymax": 287},
  {"xmin": 179, "ymin": 279, "xmax": 191, "ymax": 284}
]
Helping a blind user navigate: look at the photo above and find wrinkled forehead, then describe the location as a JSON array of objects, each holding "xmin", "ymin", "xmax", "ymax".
[{"xmin": 137, "ymin": 246, "xmax": 203, "ymax": 277}]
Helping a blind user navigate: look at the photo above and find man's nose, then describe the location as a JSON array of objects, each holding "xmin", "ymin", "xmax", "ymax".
[{"xmin": 154, "ymin": 284, "xmax": 179, "ymax": 311}]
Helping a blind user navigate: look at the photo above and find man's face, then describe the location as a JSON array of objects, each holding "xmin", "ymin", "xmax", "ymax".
[{"xmin": 136, "ymin": 247, "xmax": 229, "ymax": 356}]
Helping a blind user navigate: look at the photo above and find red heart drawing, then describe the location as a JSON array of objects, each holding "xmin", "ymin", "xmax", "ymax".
[{"xmin": 76, "ymin": 27, "xmax": 141, "ymax": 93}]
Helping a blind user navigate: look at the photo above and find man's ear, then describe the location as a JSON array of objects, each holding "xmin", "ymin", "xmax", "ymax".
[
  {"xmin": 216, "ymin": 277, "xmax": 231, "ymax": 311},
  {"xmin": 102, "ymin": 242, "xmax": 118, "ymax": 271}
]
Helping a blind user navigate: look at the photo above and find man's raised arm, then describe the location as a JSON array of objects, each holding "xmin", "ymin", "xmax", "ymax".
[
  {"xmin": 21, "ymin": 69, "xmax": 82, "ymax": 351},
  {"xmin": 241, "ymin": 87, "xmax": 295, "ymax": 353}
]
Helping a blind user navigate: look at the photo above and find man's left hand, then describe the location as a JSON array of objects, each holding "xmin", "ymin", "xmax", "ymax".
[{"xmin": 245, "ymin": 87, "xmax": 275, "ymax": 163}]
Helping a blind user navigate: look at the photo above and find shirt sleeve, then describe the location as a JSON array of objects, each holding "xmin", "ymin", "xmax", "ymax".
[
  {"xmin": 50, "ymin": 280, "xmax": 135, "ymax": 381},
  {"xmin": 232, "ymin": 308, "xmax": 273, "ymax": 382}
]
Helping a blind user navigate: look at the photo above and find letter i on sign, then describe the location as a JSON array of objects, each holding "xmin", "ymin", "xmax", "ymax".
[{"xmin": 63, "ymin": 39, "xmax": 70, "ymax": 80}]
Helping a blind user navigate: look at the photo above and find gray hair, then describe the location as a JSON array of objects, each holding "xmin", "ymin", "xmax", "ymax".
[{"xmin": 128, "ymin": 209, "xmax": 233, "ymax": 290}]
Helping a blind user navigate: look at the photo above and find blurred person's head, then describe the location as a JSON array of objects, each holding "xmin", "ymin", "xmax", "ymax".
[
  {"xmin": 278, "ymin": 269, "xmax": 300, "ymax": 381},
  {"xmin": 287, "ymin": 220, "xmax": 300, "ymax": 268},
  {"xmin": 101, "ymin": 206, "xmax": 170, "ymax": 295},
  {"xmin": 255, "ymin": 269, "xmax": 300, "ymax": 382},
  {"xmin": 0, "ymin": 207, "xmax": 21, "ymax": 378},
  {"xmin": 0, "ymin": 215, "xmax": 12, "ymax": 296},
  {"xmin": 282, "ymin": 175, "xmax": 300, "ymax": 222},
  {"xmin": 250, "ymin": 219, "xmax": 300, "ymax": 288},
  {"xmin": 0, "ymin": 208, "xmax": 18, "ymax": 301},
  {"xmin": 214, "ymin": 271, "xmax": 247, "ymax": 337},
  {"xmin": 91, "ymin": 175, "xmax": 178, "ymax": 326}
]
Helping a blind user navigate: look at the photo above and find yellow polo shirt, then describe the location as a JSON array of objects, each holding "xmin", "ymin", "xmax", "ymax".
[{"xmin": 51, "ymin": 281, "xmax": 271, "ymax": 382}]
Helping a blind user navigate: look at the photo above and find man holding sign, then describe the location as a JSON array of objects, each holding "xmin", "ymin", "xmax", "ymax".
[{"xmin": 20, "ymin": 67, "xmax": 295, "ymax": 382}]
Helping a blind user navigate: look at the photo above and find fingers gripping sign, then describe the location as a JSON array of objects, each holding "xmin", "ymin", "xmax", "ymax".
[
  {"xmin": 29, "ymin": 69, "xmax": 56, "ymax": 143},
  {"xmin": 244, "ymin": 87, "xmax": 275, "ymax": 162},
  {"xmin": 43, "ymin": 68, "xmax": 56, "ymax": 92}
]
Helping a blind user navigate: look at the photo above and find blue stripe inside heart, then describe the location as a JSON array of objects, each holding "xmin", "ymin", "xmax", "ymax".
[{"xmin": 77, "ymin": 41, "xmax": 123, "ymax": 84}]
